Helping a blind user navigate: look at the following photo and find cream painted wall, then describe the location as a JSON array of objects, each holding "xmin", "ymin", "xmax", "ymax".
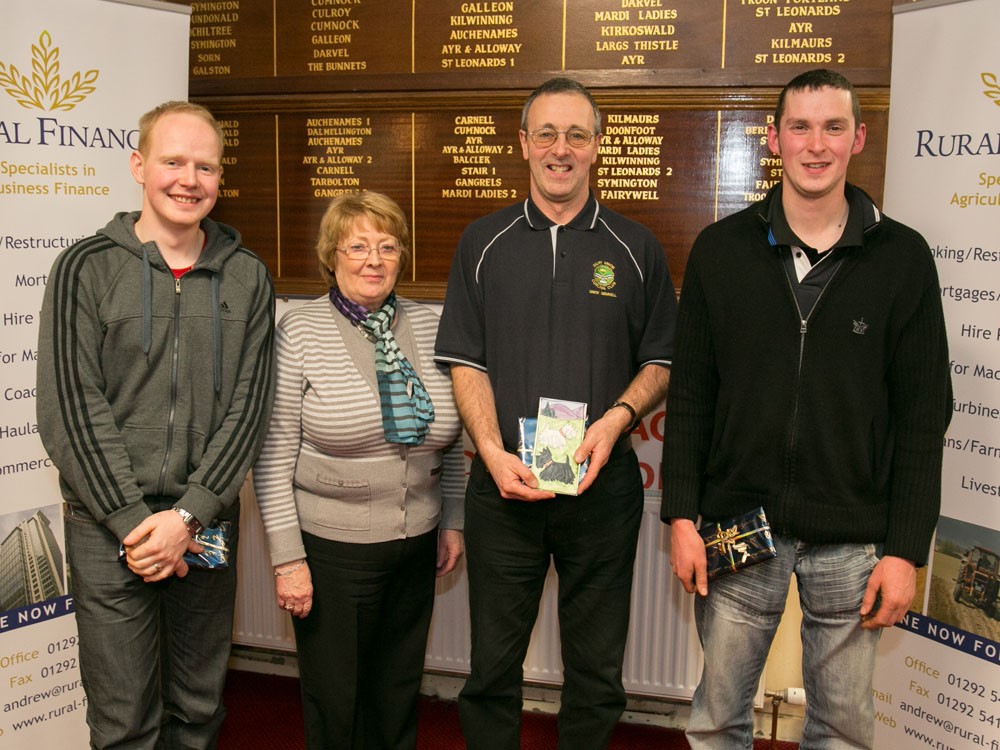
[{"xmin": 765, "ymin": 587, "xmax": 805, "ymax": 693}]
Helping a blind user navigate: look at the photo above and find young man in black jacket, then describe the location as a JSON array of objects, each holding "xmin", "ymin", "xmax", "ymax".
[{"xmin": 662, "ymin": 69, "xmax": 950, "ymax": 749}]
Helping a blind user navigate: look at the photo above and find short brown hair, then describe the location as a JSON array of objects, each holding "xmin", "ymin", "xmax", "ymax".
[
  {"xmin": 774, "ymin": 69, "xmax": 862, "ymax": 132},
  {"xmin": 316, "ymin": 191, "xmax": 412, "ymax": 288},
  {"xmin": 137, "ymin": 101, "xmax": 225, "ymax": 157}
]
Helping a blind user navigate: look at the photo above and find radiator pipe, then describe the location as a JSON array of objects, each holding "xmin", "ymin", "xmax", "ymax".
[{"xmin": 764, "ymin": 688, "xmax": 806, "ymax": 749}]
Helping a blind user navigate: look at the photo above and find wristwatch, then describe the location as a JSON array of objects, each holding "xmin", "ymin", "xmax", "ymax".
[
  {"xmin": 173, "ymin": 507, "xmax": 204, "ymax": 537},
  {"xmin": 609, "ymin": 400, "xmax": 639, "ymax": 433}
]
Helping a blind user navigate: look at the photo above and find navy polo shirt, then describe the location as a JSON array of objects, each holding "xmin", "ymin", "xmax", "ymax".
[{"xmin": 435, "ymin": 193, "xmax": 676, "ymax": 450}]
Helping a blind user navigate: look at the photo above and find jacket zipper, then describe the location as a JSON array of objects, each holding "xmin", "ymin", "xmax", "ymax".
[
  {"xmin": 156, "ymin": 276, "xmax": 183, "ymax": 495},
  {"xmin": 780, "ymin": 259, "xmax": 843, "ymax": 513}
]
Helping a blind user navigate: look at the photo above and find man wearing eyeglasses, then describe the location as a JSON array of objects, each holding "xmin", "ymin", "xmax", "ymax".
[{"xmin": 435, "ymin": 77, "xmax": 677, "ymax": 750}]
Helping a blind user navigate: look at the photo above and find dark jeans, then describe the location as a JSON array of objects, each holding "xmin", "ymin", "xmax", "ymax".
[
  {"xmin": 293, "ymin": 529, "xmax": 437, "ymax": 750},
  {"xmin": 458, "ymin": 451, "xmax": 643, "ymax": 750},
  {"xmin": 65, "ymin": 501, "xmax": 239, "ymax": 750}
]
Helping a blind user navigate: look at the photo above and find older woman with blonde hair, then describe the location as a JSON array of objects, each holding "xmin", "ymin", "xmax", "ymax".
[{"xmin": 254, "ymin": 191, "xmax": 464, "ymax": 749}]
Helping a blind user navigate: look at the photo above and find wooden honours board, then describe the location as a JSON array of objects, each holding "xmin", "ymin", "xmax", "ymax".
[{"xmin": 181, "ymin": 0, "xmax": 897, "ymax": 297}]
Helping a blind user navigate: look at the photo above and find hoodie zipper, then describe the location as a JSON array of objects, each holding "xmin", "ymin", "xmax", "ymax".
[{"xmin": 156, "ymin": 275, "xmax": 183, "ymax": 495}]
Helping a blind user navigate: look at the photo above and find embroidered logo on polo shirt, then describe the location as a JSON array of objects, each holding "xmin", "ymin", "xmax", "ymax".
[
  {"xmin": 591, "ymin": 261, "xmax": 616, "ymax": 293},
  {"xmin": 852, "ymin": 318, "xmax": 868, "ymax": 335}
]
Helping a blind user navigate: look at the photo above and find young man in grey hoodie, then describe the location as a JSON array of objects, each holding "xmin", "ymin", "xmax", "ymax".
[{"xmin": 37, "ymin": 101, "xmax": 275, "ymax": 749}]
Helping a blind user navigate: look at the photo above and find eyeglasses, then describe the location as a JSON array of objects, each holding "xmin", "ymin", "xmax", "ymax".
[
  {"xmin": 525, "ymin": 127, "xmax": 597, "ymax": 149},
  {"xmin": 340, "ymin": 242, "xmax": 402, "ymax": 261}
]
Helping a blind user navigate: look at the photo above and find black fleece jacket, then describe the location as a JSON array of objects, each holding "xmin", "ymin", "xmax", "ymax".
[{"xmin": 661, "ymin": 184, "xmax": 950, "ymax": 565}]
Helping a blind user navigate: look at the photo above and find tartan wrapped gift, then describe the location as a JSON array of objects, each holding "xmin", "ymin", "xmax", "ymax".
[{"xmin": 698, "ymin": 507, "xmax": 777, "ymax": 581}]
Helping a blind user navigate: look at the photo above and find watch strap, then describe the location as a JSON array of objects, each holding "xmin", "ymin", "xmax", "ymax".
[{"xmin": 609, "ymin": 400, "xmax": 638, "ymax": 432}]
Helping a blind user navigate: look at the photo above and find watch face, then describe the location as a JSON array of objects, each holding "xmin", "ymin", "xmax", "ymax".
[{"xmin": 175, "ymin": 508, "xmax": 202, "ymax": 534}]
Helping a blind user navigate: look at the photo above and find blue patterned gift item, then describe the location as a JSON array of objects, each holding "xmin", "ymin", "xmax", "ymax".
[{"xmin": 183, "ymin": 521, "xmax": 233, "ymax": 569}]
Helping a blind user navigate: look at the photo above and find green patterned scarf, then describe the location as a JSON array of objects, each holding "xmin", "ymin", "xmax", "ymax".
[{"xmin": 359, "ymin": 293, "xmax": 435, "ymax": 445}]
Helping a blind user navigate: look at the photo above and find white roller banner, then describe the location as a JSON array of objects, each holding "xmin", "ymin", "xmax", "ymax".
[
  {"xmin": 0, "ymin": 0, "xmax": 189, "ymax": 745},
  {"xmin": 876, "ymin": 1, "xmax": 1000, "ymax": 748}
]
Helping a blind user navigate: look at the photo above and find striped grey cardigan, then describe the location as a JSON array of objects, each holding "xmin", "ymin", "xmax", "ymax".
[{"xmin": 253, "ymin": 296, "xmax": 464, "ymax": 566}]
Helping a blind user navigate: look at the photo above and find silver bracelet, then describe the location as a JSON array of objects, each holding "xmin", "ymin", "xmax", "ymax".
[{"xmin": 274, "ymin": 559, "xmax": 306, "ymax": 577}]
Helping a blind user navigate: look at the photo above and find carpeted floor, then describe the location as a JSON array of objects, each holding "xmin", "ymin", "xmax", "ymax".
[{"xmin": 218, "ymin": 669, "xmax": 799, "ymax": 749}]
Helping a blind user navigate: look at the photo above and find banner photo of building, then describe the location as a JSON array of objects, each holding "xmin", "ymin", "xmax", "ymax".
[
  {"xmin": 0, "ymin": 0, "xmax": 189, "ymax": 744},
  {"xmin": 876, "ymin": 0, "xmax": 1000, "ymax": 747}
]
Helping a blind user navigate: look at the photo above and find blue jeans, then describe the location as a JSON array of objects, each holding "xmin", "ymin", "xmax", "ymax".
[
  {"xmin": 458, "ymin": 450, "xmax": 644, "ymax": 750},
  {"xmin": 687, "ymin": 535, "xmax": 881, "ymax": 750},
  {"xmin": 65, "ymin": 501, "xmax": 239, "ymax": 750}
]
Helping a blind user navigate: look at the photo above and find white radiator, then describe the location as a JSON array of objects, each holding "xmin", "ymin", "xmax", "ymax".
[
  {"xmin": 233, "ymin": 482, "xmax": 701, "ymax": 701},
  {"xmin": 231, "ymin": 483, "xmax": 297, "ymax": 650}
]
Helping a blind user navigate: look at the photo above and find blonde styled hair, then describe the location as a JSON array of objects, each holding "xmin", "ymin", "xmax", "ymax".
[
  {"xmin": 137, "ymin": 101, "xmax": 225, "ymax": 157},
  {"xmin": 316, "ymin": 191, "xmax": 412, "ymax": 288}
]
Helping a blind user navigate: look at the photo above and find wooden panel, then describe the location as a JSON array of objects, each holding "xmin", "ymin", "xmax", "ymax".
[
  {"xmin": 200, "ymin": 93, "xmax": 888, "ymax": 297},
  {"xmin": 724, "ymin": 0, "xmax": 891, "ymax": 75},
  {"xmin": 275, "ymin": 111, "xmax": 412, "ymax": 286},
  {"xmin": 208, "ymin": 113, "xmax": 279, "ymax": 271},
  {"xmin": 412, "ymin": 108, "xmax": 526, "ymax": 283},
  {"xmin": 171, "ymin": 0, "xmax": 896, "ymax": 297},
  {"xmin": 183, "ymin": 0, "xmax": 893, "ymax": 91},
  {"xmin": 597, "ymin": 108, "xmax": 717, "ymax": 287},
  {"xmin": 565, "ymin": 1, "xmax": 722, "ymax": 71},
  {"xmin": 413, "ymin": 1, "xmax": 559, "ymax": 73},
  {"xmin": 189, "ymin": 0, "xmax": 273, "ymax": 79},
  {"xmin": 275, "ymin": 0, "xmax": 411, "ymax": 76}
]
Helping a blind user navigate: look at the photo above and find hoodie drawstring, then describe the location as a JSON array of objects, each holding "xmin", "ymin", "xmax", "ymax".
[
  {"xmin": 211, "ymin": 273, "xmax": 222, "ymax": 395},
  {"xmin": 142, "ymin": 248, "xmax": 152, "ymax": 356}
]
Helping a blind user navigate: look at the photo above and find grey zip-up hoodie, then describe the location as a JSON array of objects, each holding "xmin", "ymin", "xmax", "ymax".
[{"xmin": 37, "ymin": 211, "xmax": 275, "ymax": 541}]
